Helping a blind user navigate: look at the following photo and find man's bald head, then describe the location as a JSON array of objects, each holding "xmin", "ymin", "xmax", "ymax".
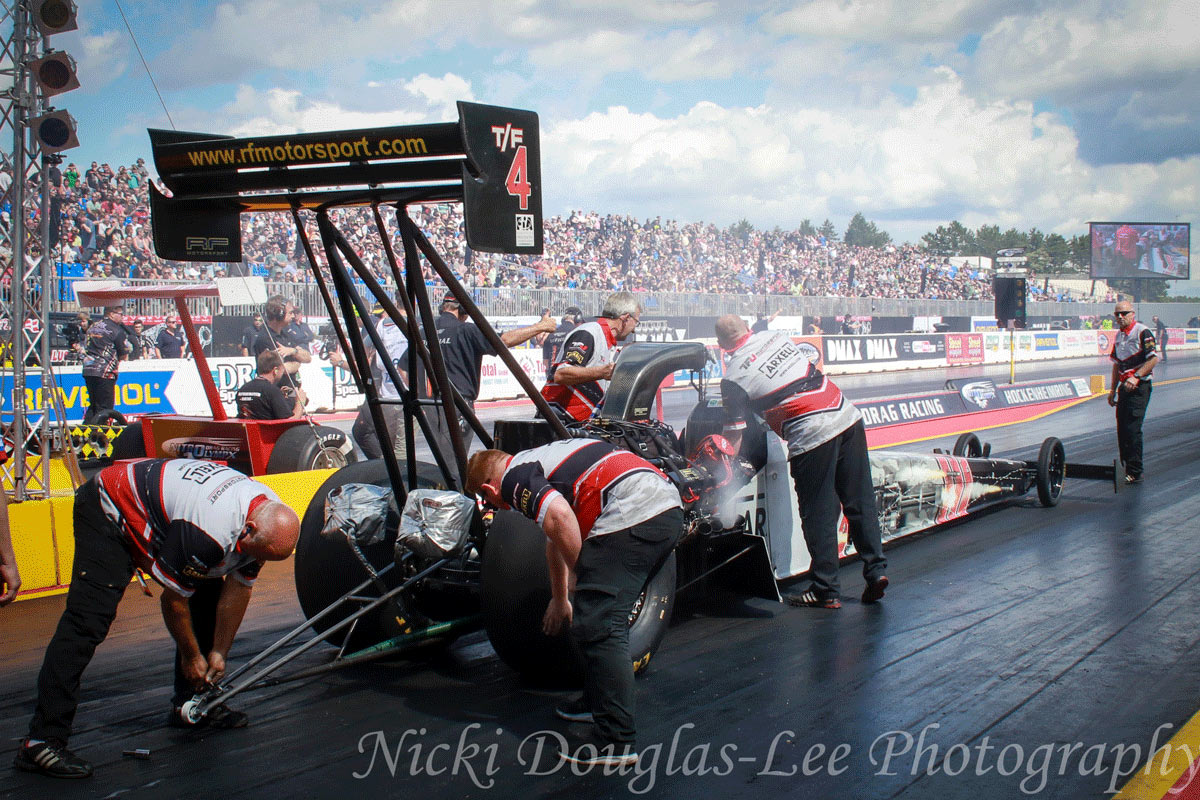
[
  {"xmin": 715, "ymin": 314, "xmax": 750, "ymax": 350},
  {"xmin": 242, "ymin": 501, "xmax": 300, "ymax": 561}
]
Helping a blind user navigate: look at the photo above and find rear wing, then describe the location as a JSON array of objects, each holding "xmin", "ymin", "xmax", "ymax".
[{"xmin": 148, "ymin": 101, "xmax": 542, "ymax": 261}]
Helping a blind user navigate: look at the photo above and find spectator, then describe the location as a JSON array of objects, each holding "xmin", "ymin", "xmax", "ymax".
[
  {"xmin": 156, "ymin": 315, "xmax": 187, "ymax": 359},
  {"xmin": 241, "ymin": 313, "xmax": 264, "ymax": 357}
]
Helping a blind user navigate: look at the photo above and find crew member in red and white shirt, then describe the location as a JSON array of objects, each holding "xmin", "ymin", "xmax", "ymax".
[
  {"xmin": 540, "ymin": 291, "xmax": 642, "ymax": 422},
  {"xmin": 715, "ymin": 314, "xmax": 888, "ymax": 610},
  {"xmin": 16, "ymin": 459, "xmax": 299, "ymax": 779},
  {"xmin": 1108, "ymin": 300, "xmax": 1158, "ymax": 484},
  {"xmin": 466, "ymin": 439, "xmax": 683, "ymax": 768}
]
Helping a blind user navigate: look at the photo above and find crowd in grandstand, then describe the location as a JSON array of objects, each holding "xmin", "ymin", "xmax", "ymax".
[{"xmin": 4, "ymin": 157, "xmax": 1098, "ymax": 303}]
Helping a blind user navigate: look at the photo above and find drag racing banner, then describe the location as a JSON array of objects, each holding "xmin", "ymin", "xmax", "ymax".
[{"xmin": 858, "ymin": 377, "xmax": 1095, "ymax": 432}]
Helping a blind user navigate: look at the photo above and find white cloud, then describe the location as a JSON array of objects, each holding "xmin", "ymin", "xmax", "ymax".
[
  {"xmin": 544, "ymin": 68, "xmax": 1198, "ymax": 242},
  {"xmin": 971, "ymin": 2, "xmax": 1200, "ymax": 100},
  {"xmin": 74, "ymin": 30, "xmax": 129, "ymax": 90},
  {"xmin": 764, "ymin": 0, "xmax": 980, "ymax": 42}
]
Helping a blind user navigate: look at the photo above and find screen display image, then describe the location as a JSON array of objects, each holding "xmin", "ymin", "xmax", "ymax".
[{"xmin": 1089, "ymin": 222, "xmax": 1190, "ymax": 279}]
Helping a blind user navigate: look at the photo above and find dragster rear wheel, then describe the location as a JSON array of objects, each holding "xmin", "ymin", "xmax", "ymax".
[
  {"xmin": 1036, "ymin": 437, "xmax": 1066, "ymax": 507},
  {"xmin": 953, "ymin": 432, "xmax": 983, "ymax": 458},
  {"xmin": 293, "ymin": 458, "xmax": 443, "ymax": 650},
  {"xmin": 481, "ymin": 510, "xmax": 677, "ymax": 685}
]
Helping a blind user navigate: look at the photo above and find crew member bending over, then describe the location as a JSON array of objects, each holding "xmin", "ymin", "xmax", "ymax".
[
  {"xmin": 467, "ymin": 441, "xmax": 682, "ymax": 768},
  {"xmin": 15, "ymin": 459, "xmax": 299, "ymax": 779},
  {"xmin": 715, "ymin": 314, "xmax": 888, "ymax": 610}
]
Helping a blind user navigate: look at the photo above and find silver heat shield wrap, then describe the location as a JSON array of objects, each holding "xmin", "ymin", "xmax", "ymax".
[
  {"xmin": 396, "ymin": 489, "xmax": 475, "ymax": 561},
  {"xmin": 321, "ymin": 483, "xmax": 393, "ymax": 547}
]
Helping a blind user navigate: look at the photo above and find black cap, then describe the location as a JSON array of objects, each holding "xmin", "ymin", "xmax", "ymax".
[
  {"xmin": 565, "ymin": 306, "xmax": 584, "ymax": 318},
  {"xmin": 442, "ymin": 292, "xmax": 458, "ymax": 305}
]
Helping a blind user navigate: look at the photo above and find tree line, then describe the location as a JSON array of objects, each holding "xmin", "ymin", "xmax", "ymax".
[{"xmin": 728, "ymin": 213, "xmax": 1090, "ymax": 274}]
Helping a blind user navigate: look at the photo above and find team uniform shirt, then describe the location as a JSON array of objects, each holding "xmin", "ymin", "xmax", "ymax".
[
  {"xmin": 235, "ymin": 377, "xmax": 293, "ymax": 419},
  {"xmin": 81, "ymin": 319, "xmax": 130, "ymax": 379},
  {"xmin": 97, "ymin": 459, "xmax": 280, "ymax": 597},
  {"xmin": 370, "ymin": 314, "xmax": 409, "ymax": 400},
  {"xmin": 541, "ymin": 320, "xmax": 576, "ymax": 366},
  {"xmin": 434, "ymin": 311, "xmax": 496, "ymax": 401},
  {"xmin": 156, "ymin": 326, "xmax": 186, "ymax": 358},
  {"xmin": 721, "ymin": 330, "xmax": 861, "ymax": 458},
  {"xmin": 253, "ymin": 325, "xmax": 307, "ymax": 357},
  {"xmin": 1111, "ymin": 321, "xmax": 1157, "ymax": 381},
  {"xmin": 540, "ymin": 318, "xmax": 619, "ymax": 422},
  {"xmin": 501, "ymin": 439, "xmax": 681, "ymax": 539},
  {"xmin": 241, "ymin": 323, "xmax": 263, "ymax": 354}
]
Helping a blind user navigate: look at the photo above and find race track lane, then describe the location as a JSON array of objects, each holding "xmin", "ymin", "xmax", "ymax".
[{"xmin": 2, "ymin": 361, "xmax": 1199, "ymax": 799}]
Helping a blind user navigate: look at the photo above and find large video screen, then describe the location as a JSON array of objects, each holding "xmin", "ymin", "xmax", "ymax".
[{"xmin": 1090, "ymin": 222, "xmax": 1190, "ymax": 279}]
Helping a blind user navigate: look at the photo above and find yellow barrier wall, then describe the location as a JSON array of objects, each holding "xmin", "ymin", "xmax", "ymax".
[{"xmin": 10, "ymin": 467, "xmax": 337, "ymax": 602}]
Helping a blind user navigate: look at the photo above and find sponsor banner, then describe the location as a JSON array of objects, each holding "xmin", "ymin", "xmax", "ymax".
[
  {"xmin": 860, "ymin": 377, "xmax": 1092, "ymax": 432},
  {"xmin": 997, "ymin": 379, "xmax": 1091, "ymax": 406},
  {"xmin": 898, "ymin": 335, "xmax": 946, "ymax": 360},
  {"xmin": 857, "ymin": 391, "xmax": 964, "ymax": 428},
  {"xmin": 823, "ymin": 334, "xmax": 943, "ymax": 365},
  {"xmin": 1, "ymin": 367, "xmax": 177, "ymax": 423},
  {"xmin": 1186, "ymin": 330, "xmax": 1199, "ymax": 344},
  {"xmin": 1034, "ymin": 332, "xmax": 1060, "ymax": 352},
  {"xmin": 788, "ymin": 336, "xmax": 824, "ymax": 370},
  {"xmin": 946, "ymin": 333, "xmax": 984, "ymax": 365},
  {"xmin": 971, "ymin": 316, "xmax": 1002, "ymax": 331},
  {"xmin": 948, "ymin": 378, "xmax": 1006, "ymax": 411}
]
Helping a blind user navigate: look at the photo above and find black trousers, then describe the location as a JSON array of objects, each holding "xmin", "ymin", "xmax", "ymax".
[
  {"xmin": 28, "ymin": 479, "xmax": 134, "ymax": 743},
  {"xmin": 172, "ymin": 579, "xmax": 224, "ymax": 706},
  {"xmin": 788, "ymin": 420, "xmax": 887, "ymax": 598},
  {"xmin": 27, "ymin": 479, "xmax": 225, "ymax": 742},
  {"xmin": 82, "ymin": 375, "xmax": 116, "ymax": 424},
  {"xmin": 571, "ymin": 508, "xmax": 683, "ymax": 745},
  {"xmin": 1116, "ymin": 381, "xmax": 1152, "ymax": 478},
  {"xmin": 350, "ymin": 402, "xmax": 406, "ymax": 461}
]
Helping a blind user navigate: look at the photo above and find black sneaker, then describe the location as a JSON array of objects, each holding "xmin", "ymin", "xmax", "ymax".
[
  {"xmin": 862, "ymin": 575, "xmax": 889, "ymax": 604},
  {"xmin": 13, "ymin": 739, "xmax": 93, "ymax": 779},
  {"xmin": 558, "ymin": 730, "xmax": 638, "ymax": 769},
  {"xmin": 784, "ymin": 589, "xmax": 841, "ymax": 609},
  {"xmin": 555, "ymin": 696, "xmax": 594, "ymax": 724},
  {"xmin": 168, "ymin": 702, "xmax": 248, "ymax": 729}
]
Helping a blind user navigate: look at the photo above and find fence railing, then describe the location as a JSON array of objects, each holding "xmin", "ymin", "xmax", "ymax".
[{"xmin": 54, "ymin": 276, "xmax": 1200, "ymax": 324}]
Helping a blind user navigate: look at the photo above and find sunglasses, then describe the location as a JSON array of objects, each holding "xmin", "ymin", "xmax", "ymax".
[{"xmin": 1114, "ymin": 311, "xmax": 1133, "ymax": 317}]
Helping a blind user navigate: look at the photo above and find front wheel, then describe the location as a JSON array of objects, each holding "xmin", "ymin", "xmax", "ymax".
[
  {"xmin": 265, "ymin": 424, "xmax": 356, "ymax": 473},
  {"xmin": 952, "ymin": 432, "xmax": 983, "ymax": 458},
  {"xmin": 1036, "ymin": 437, "xmax": 1066, "ymax": 507}
]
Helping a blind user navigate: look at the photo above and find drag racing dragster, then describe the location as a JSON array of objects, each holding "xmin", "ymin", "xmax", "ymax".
[
  {"xmin": 142, "ymin": 104, "xmax": 1118, "ymax": 724},
  {"xmin": 175, "ymin": 342, "xmax": 1121, "ymax": 723}
]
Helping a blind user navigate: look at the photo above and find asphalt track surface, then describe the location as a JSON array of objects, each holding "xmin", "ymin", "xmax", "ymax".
[{"xmin": 3, "ymin": 352, "xmax": 1198, "ymax": 799}]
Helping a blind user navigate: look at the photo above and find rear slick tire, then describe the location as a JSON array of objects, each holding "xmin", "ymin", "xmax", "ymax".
[{"xmin": 480, "ymin": 510, "xmax": 677, "ymax": 685}]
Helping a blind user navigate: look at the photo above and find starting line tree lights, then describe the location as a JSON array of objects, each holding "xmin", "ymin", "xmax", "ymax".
[
  {"xmin": 29, "ymin": 1, "xmax": 81, "ymax": 154},
  {"xmin": 1, "ymin": 0, "xmax": 82, "ymax": 500}
]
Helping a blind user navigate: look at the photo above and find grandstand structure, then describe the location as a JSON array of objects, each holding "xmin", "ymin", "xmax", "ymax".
[{"xmin": 0, "ymin": 0, "xmax": 76, "ymax": 500}]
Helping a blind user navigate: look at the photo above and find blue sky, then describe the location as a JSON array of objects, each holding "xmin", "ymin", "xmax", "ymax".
[{"xmin": 49, "ymin": 0, "xmax": 1199, "ymax": 285}]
